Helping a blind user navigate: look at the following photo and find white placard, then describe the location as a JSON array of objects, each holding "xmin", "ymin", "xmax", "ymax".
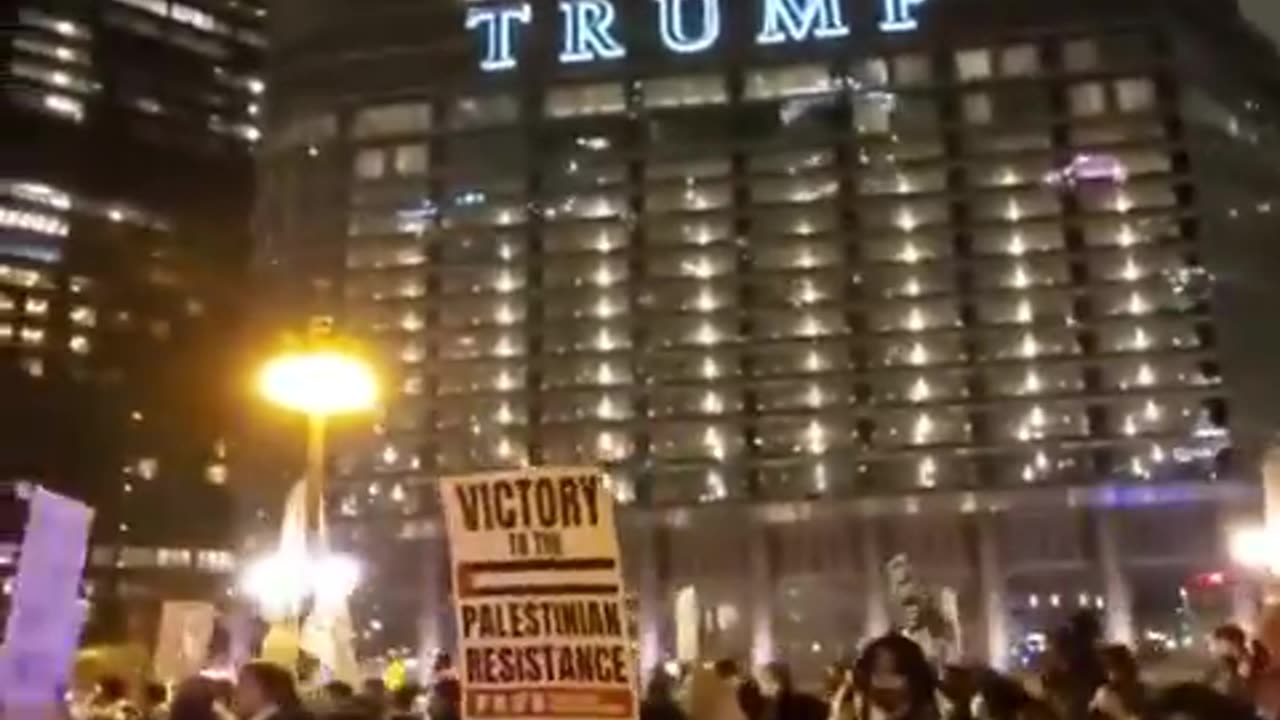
[{"xmin": 440, "ymin": 467, "xmax": 636, "ymax": 720}]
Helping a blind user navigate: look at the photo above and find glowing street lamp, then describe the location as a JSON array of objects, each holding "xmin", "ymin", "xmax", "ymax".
[
  {"xmin": 241, "ymin": 321, "xmax": 379, "ymax": 679},
  {"xmin": 256, "ymin": 334, "xmax": 379, "ymax": 541}
]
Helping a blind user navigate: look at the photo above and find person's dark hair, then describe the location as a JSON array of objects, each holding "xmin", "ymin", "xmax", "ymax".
[
  {"xmin": 239, "ymin": 661, "xmax": 301, "ymax": 708},
  {"xmin": 762, "ymin": 662, "xmax": 794, "ymax": 694},
  {"xmin": 737, "ymin": 676, "xmax": 766, "ymax": 720},
  {"xmin": 325, "ymin": 681, "xmax": 356, "ymax": 700},
  {"xmin": 144, "ymin": 682, "xmax": 168, "ymax": 706},
  {"xmin": 1214, "ymin": 623, "xmax": 1248, "ymax": 648},
  {"xmin": 713, "ymin": 658, "xmax": 739, "ymax": 679},
  {"xmin": 435, "ymin": 677, "xmax": 462, "ymax": 705},
  {"xmin": 97, "ymin": 676, "xmax": 129, "ymax": 702},
  {"xmin": 974, "ymin": 669, "xmax": 1028, "ymax": 720},
  {"xmin": 391, "ymin": 684, "xmax": 421, "ymax": 712},
  {"xmin": 1251, "ymin": 638, "xmax": 1272, "ymax": 676},
  {"xmin": 169, "ymin": 677, "xmax": 220, "ymax": 720},
  {"xmin": 645, "ymin": 667, "xmax": 676, "ymax": 703},
  {"xmin": 853, "ymin": 634, "xmax": 937, "ymax": 708},
  {"xmin": 433, "ymin": 651, "xmax": 453, "ymax": 673},
  {"xmin": 1149, "ymin": 682, "xmax": 1256, "ymax": 720},
  {"xmin": 363, "ymin": 678, "xmax": 387, "ymax": 697},
  {"xmin": 1099, "ymin": 644, "xmax": 1139, "ymax": 685}
]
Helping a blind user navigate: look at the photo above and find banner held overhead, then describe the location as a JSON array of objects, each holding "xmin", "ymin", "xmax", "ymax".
[{"xmin": 441, "ymin": 467, "xmax": 636, "ymax": 720}]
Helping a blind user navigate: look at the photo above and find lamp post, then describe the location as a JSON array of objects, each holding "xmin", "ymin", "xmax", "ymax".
[
  {"xmin": 257, "ymin": 338, "xmax": 379, "ymax": 544},
  {"xmin": 241, "ymin": 320, "xmax": 379, "ymax": 663}
]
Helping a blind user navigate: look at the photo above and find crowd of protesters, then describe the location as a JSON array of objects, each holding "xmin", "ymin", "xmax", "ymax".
[
  {"xmin": 73, "ymin": 612, "xmax": 1280, "ymax": 720},
  {"xmin": 642, "ymin": 613, "xmax": 1280, "ymax": 720},
  {"xmin": 76, "ymin": 653, "xmax": 461, "ymax": 720}
]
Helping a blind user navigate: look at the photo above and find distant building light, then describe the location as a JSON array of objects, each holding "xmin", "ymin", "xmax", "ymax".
[{"xmin": 42, "ymin": 93, "xmax": 84, "ymax": 122}]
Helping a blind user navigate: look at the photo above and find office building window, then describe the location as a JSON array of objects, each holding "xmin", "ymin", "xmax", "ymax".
[
  {"xmin": 1069, "ymin": 82, "xmax": 1107, "ymax": 117},
  {"xmin": 955, "ymin": 48, "xmax": 993, "ymax": 82},
  {"xmin": 352, "ymin": 102, "xmax": 432, "ymax": 138},
  {"xmin": 894, "ymin": 54, "xmax": 933, "ymax": 86},
  {"xmin": 393, "ymin": 144, "xmax": 429, "ymax": 176},
  {"xmin": 546, "ymin": 82, "xmax": 626, "ymax": 117},
  {"xmin": 354, "ymin": 148, "xmax": 386, "ymax": 180},
  {"xmin": 1000, "ymin": 44, "xmax": 1040, "ymax": 77},
  {"xmin": 1063, "ymin": 38, "xmax": 1100, "ymax": 71},
  {"xmin": 744, "ymin": 64, "xmax": 835, "ymax": 100},
  {"xmin": 451, "ymin": 94, "xmax": 519, "ymax": 128},
  {"xmin": 643, "ymin": 75, "xmax": 727, "ymax": 108},
  {"xmin": 851, "ymin": 57, "xmax": 889, "ymax": 88},
  {"xmin": 963, "ymin": 93, "xmax": 993, "ymax": 125},
  {"xmin": 1115, "ymin": 77, "xmax": 1157, "ymax": 112}
]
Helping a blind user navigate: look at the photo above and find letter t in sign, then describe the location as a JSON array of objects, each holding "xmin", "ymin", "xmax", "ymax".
[{"xmin": 466, "ymin": 3, "xmax": 533, "ymax": 72}]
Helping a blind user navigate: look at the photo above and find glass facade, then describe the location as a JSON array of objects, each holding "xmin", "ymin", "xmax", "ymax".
[{"xmin": 262, "ymin": 0, "xmax": 1280, "ymax": 675}]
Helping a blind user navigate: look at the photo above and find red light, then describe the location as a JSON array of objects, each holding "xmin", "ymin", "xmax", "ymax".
[{"xmin": 1193, "ymin": 571, "xmax": 1227, "ymax": 587}]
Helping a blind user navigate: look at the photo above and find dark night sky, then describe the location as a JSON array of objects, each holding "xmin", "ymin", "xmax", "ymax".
[{"xmin": 1243, "ymin": 0, "xmax": 1280, "ymax": 45}]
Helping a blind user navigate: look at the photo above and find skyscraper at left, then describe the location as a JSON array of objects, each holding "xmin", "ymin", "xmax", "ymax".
[{"xmin": 0, "ymin": 0, "xmax": 265, "ymax": 630}]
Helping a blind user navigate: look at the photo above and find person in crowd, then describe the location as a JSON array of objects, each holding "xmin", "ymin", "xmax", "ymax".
[
  {"xmin": 234, "ymin": 661, "xmax": 305, "ymax": 720},
  {"xmin": 169, "ymin": 677, "xmax": 226, "ymax": 720},
  {"xmin": 972, "ymin": 671, "xmax": 1054, "ymax": 720},
  {"xmin": 937, "ymin": 666, "xmax": 978, "ymax": 720},
  {"xmin": 387, "ymin": 684, "xmax": 423, "ymax": 720},
  {"xmin": 1033, "ymin": 617, "xmax": 1105, "ymax": 720},
  {"xmin": 826, "ymin": 664, "xmax": 856, "ymax": 720},
  {"xmin": 738, "ymin": 673, "xmax": 767, "ymax": 720},
  {"xmin": 427, "ymin": 670, "xmax": 461, "ymax": 720},
  {"xmin": 642, "ymin": 666, "xmax": 687, "ymax": 720},
  {"xmin": 1146, "ymin": 682, "xmax": 1258, "ymax": 720},
  {"xmin": 759, "ymin": 661, "xmax": 827, "ymax": 720},
  {"xmin": 853, "ymin": 634, "xmax": 940, "ymax": 720},
  {"xmin": 358, "ymin": 679, "xmax": 388, "ymax": 718},
  {"xmin": 1205, "ymin": 623, "xmax": 1251, "ymax": 701},
  {"xmin": 142, "ymin": 683, "xmax": 169, "ymax": 720},
  {"xmin": 1089, "ymin": 644, "xmax": 1146, "ymax": 720},
  {"xmin": 685, "ymin": 663, "xmax": 747, "ymax": 720},
  {"xmin": 90, "ymin": 676, "xmax": 140, "ymax": 720}
]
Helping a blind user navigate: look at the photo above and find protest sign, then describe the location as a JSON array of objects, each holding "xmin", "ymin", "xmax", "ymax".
[
  {"xmin": 0, "ymin": 487, "xmax": 93, "ymax": 708},
  {"xmin": 153, "ymin": 601, "xmax": 217, "ymax": 684},
  {"xmin": 440, "ymin": 467, "xmax": 636, "ymax": 720}
]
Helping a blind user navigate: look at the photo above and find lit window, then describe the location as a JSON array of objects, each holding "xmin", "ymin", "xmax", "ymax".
[
  {"xmin": 918, "ymin": 457, "xmax": 937, "ymax": 488},
  {"xmin": 137, "ymin": 457, "xmax": 159, "ymax": 479},
  {"xmin": 545, "ymin": 82, "xmax": 626, "ymax": 117},
  {"xmin": 955, "ymin": 49, "xmax": 993, "ymax": 82},
  {"xmin": 1063, "ymin": 38, "xmax": 1099, "ymax": 72},
  {"xmin": 43, "ymin": 93, "xmax": 84, "ymax": 122},
  {"xmin": 69, "ymin": 334, "xmax": 90, "ymax": 354},
  {"xmin": 353, "ymin": 148, "xmax": 386, "ymax": 180},
  {"xmin": 206, "ymin": 464, "xmax": 228, "ymax": 485},
  {"xmin": 962, "ymin": 93, "xmax": 993, "ymax": 125},
  {"xmin": 352, "ymin": 102, "xmax": 433, "ymax": 138},
  {"xmin": 642, "ymin": 74, "xmax": 727, "ymax": 108},
  {"xmin": 999, "ymin": 44, "xmax": 1040, "ymax": 77},
  {"xmin": 1069, "ymin": 83, "xmax": 1107, "ymax": 117},
  {"xmin": 744, "ymin": 64, "xmax": 834, "ymax": 100},
  {"xmin": 393, "ymin": 144, "xmax": 429, "ymax": 176},
  {"xmin": 893, "ymin": 54, "xmax": 932, "ymax": 86},
  {"xmin": 23, "ymin": 297, "xmax": 48, "ymax": 316},
  {"xmin": 1114, "ymin": 77, "xmax": 1156, "ymax": 113}
]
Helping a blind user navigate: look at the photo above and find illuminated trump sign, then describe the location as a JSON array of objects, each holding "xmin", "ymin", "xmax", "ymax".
[{"xmin": 466, "ymin": 0, "xmax": 931, "ymax": 72}]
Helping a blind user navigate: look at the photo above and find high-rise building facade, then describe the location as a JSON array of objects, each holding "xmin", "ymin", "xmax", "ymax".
[
  {"xmin": 262, "ymin": 0, "xmax": 1280, "ymax": 672},
  {"xmin": 0, "ymin": 0, "xmax": 264, "ymax": 626}
]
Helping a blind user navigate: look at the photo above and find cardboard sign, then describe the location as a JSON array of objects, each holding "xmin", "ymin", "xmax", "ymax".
[
  {"xmin": 0, "ymin": 488, "xmax": 93, "ymax": 707},
  {"xmin": 440, "ymin": 468, "xmax": 636, "ymax": 720},
  {"xmin": 153, "ymin": 601, "xmax": 217, "ymax": 684}
]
